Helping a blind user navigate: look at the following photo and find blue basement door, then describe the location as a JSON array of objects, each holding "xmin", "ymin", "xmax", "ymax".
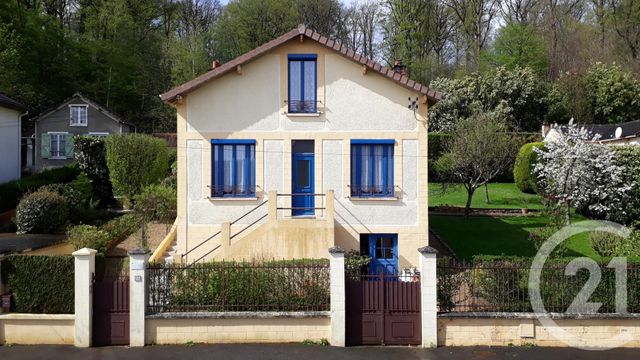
[
  {"xmin": 367, "ymin": 234, "xmax": 398, "ymax": 275},
  {"xmin": 292, "ymin": 140, "xmax": 314, "ymax": 216}
]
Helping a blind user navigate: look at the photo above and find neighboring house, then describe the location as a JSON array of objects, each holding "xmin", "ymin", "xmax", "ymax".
[
  {"xmin": 160, "ymin": 25, "xmax": 441, "ymax": 272},
  {"xmin": 33, "ymin": 93, "xmax": 135, "ymax": 170},
  {"xmin": 543, "ymin": 120, "xmax": 640, "ymax": 145},
  {"xmin": 0, "ymin": 93, "xmax": 27, "ymax": 183}
]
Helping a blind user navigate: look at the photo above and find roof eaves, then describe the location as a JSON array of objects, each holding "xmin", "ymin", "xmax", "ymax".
[{"xmin": 159, "ymin": 25, "xmax": 442, "ymax": 104}]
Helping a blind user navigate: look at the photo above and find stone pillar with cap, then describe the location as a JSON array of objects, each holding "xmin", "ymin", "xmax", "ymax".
[
  {"xmin": 129, "ymin": 248, "xmax": 150, "ymax": 347},
  {"xmin": 72, "ymin": 247, "xmax": 97, "ymax": 347},
  {"xmin": 419, "ymin": 246, "xmax": 438, "ymax": 347},
  {"xmin": 329, "ymin": 246, "xmax": 346, "ymax": 347}
]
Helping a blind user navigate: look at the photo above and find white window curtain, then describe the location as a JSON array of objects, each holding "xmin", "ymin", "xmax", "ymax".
[
  {"xmin": 223, "ymin": 145, "xmax": 233, "ymax": 194},
  {"xmin": 235, "ymin": 145, "xmax": 246, "ymax": 194},
  {"xmin": 360, "ymin": 145, "xmax": 371, "ymax": 192},
  {"xmin": 374, "ymin": 145, "xmax": 384, "ymax": 193}
]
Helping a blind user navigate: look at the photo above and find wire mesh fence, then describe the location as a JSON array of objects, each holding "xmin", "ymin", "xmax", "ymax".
[{"xmin": 147, "ymin": 260, "xmax": 330, "ymax": 313}]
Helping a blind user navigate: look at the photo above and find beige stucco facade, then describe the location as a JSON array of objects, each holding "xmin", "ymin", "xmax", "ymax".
[
  {"xmin": 146, "ymin": 316, "xmax": 330, "ymax": 344},
  {"xmin": 172, "ymin": 38, "xmax": 430, "ymax": 269},
  {"xmin": 438, "ymin": 316, "xmax": 640, "ymax": 348},
  {"xmin": 0, "ymin": 314, "xmax": 74, "ymax": 345}
]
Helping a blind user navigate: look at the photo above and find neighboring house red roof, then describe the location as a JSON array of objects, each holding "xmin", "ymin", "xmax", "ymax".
[
  {"xmin": 160, "ymin": 25, "xmax": 442, "ymax": 104},
  {"xmin": 0, "ymin": 93, "xmax": 26, "ymax": 112}
]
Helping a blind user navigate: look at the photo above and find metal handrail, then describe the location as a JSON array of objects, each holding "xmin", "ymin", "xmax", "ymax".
[
  {"xmin": 230, "ymin": 200, "xmax": 268, "ymax": 225},
  {"xmin": 230, "ymin": 213, "xmax": 268, "ymax": 240},
  {"xmin": 182, "ymin": 199, "xmax": 268, "ymax": 261},
  {"xmin": 189, "ymin": 244, "xmax": 221, "ymax": 265}
]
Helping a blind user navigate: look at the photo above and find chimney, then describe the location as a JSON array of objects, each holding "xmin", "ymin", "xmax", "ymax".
[
  {"xmin": 210, "ymin": 60, "xmax": 221, "ymax": 70},
  {"xmin": 393, "ymin": 59, "xmax": 406, "ymax": 75}
]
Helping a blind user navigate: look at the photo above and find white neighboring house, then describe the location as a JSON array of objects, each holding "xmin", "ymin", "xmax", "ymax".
[
  {"xmin": 0, "ymin": 93, "xmax": 27, "ymax": 184},
  {"xmin": 543, "ymin": 120, "xmax": 640, "ymax": 145}
]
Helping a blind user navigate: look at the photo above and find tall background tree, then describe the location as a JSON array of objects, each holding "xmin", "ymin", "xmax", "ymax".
[{"xmin": 3, "ymin": 0, "xmax": 640, "ymax": 134}]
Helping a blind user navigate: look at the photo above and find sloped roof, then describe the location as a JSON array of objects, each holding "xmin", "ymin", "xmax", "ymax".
[
  {"xmin": 160, "ymin": 25, "xmax": 442, "ymax": 104},
  {"xmin": 551, "ymin": 120, "xmax": 640, "ymax": 141},
  {"xmin": 0, "ymin": 93, "xmax": 26, "ymax": 112},
  {"xmin": 32, "ymin": 92, "xmax": 134, "ymax": 128}
]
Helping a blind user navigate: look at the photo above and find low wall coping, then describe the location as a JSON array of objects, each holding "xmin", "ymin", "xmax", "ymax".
[
  {"xmin": 439, "ymin": 312, "xmax": 640, "ymax": 320},
  {"xmin": 146, "ymin": 311, "xmax": 330, "ymax": 320},
  {"xmin": 0, "ymin": 313, "xmax": 75, "ymax": 321}
]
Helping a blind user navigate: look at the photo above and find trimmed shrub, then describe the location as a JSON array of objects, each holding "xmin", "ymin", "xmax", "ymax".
[
  {"xmin": 1, "ymin": 255, "xmax": 74, "ymax": 313},
  {"xmin": 39, "ymin": 183, "xmax": 81, "ymax": 210},
  {"xmin": 591, "ymin": 231, "xmax": 640, "ymax": 258},
  {"xmin": 15, "ymin": 190, "xmax": 68, "ymax": 234},
  {"xmin": 513, "ymin": 142, "xmax": 544, "ymax": 193},
  {"xmin": 67, "ymin": 224, "xmax": 110, "ymax": 254},
  {"xmin": 148, "ymin": 260, "xmax": 330, "ymax": 312},
  {"xmin": 73, "ymin": 136, "xmax": 114, "ymax": 205},
  {"xmin": 0, "ymin": 165, "xmax": 79, "ymax": 213},
  {"xmin": 102, "ymin": 213, "xmax": 140, "ymax": 246},
  {"xmin": 133, "ymin": 184, "xmax": 177, "ymax": 223},
  {"xmin": 105, "ymin": 134, "xmax": 169, "ymax": 201}
]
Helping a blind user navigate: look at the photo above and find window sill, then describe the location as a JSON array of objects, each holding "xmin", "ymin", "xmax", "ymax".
[
  {"xmin": 49, "ymin": 157, "xmax": 68, "ymax": 160},
  {"xmin": 207, "ymin": 197, "xmax": 259, "ymax": 201},
  {"xmin": 348, "ymin": 196, "xmax": 398, "ymax": 201},
  {"xmin": 285, "ymin": 112, "xmax": 321, "ymax": 118},
  {"xmin": 70, "ymin": 124, "xmax": 88, "ymax": 127}
]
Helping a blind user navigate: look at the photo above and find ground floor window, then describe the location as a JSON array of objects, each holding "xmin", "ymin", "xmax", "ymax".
[
  {"xmin": 43, "ymin": 132, "xmax": 72, "ymax": 159},
  {"xmin": 350, "ymin": 140, "xmax": 394, "ymax": 197},
  {"xmin": 211, "ymin": 139, "xmax": 256, "ymax": 197}
]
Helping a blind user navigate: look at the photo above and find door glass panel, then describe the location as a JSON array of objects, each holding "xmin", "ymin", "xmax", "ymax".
[
  {"xmin": 292, "ymin": 140, "xmax": 314, "ymax": 153},
  {"xmin": 297, "ymin": 160, "xmax": 310, "ymax": 187}
]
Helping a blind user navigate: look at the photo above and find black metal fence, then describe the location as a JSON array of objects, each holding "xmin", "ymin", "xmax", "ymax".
[
  {"xmin": 147, "ymin": 260, "xmax": 330, "ymax": 313},
  {"xmin": 437, "ymin": 257, "xmax": 640, "ymax": 313}
]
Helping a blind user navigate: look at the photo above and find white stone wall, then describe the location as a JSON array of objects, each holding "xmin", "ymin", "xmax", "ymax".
[{"xmin": 0, "ymin": 107, "xmax": 21, "ymax": 184}]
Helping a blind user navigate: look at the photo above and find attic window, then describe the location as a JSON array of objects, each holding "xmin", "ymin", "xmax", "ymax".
[
  {"xmin": 288, "ymin": 54, "xmax": 317, "ymax": 114},
  {"xmin": 70, "ymin": 105, "xmax": 88, "ymax": 126}
]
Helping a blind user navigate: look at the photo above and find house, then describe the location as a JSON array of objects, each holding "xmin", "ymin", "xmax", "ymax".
[
  {"xmin": 0, "ymin": 93, "xmax": 26, "ymax": 183},
  {"xmin": 160, "ymin": 25, "xmax": 441, "ymax": 272},
  {"xmin": 32, "ymin": 93, "xmax": 135, "ymax": 171},
  {"xmin": 543, "ymin": 120, "xmax": 640, "ymax": 145}
]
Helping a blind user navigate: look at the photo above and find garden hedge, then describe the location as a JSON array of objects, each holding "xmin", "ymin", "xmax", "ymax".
[
  {"xmin": 73, "ymin": 136, "xmax": 114, "ymax": 205},
  {"xmin": 105, "ymin": 134, "xmax": 169, "ymax": 200},
  {"xmin": 0, "ymin": 165, "xmax": 79, "ymax": 213},
  {"xmin": 513, "ymin": 142, "xmax": 545, "ymax": 193},
  {"xmin": 438, "ymin": 255, "xmax": 640, "ymax": 313},
  {"xmin": 1, "ymin": 255, "xmax": 74, "ymax": 313}
]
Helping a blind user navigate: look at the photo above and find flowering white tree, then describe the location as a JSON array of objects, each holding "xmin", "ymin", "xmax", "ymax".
[{"xmin": 534, "ymin": 125, "xmax": 630, "ymax": 225}]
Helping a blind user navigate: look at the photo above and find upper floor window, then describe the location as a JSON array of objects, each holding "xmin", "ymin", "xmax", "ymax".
[
  {"xmin": 288, "ymin": 54, "xmax": 317, "ymax": 114},
  {"xmin": 350, "ymin": 140, "xmax": 394, "ymax": 197},
  {"xmin": 211, "ymin": 140, "xmax": 256, "ymax": 198},
  {"xmin": 70, "ymin": 105, "xmax": 88, "ymax": 126}
]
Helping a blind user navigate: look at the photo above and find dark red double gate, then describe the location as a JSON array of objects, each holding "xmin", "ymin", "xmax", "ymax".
[
  {"xmin": 346, "ymin": 273, "xmax": 421, "ymax": 346},
  {"xmin": 93, "ymin": 277, "xmax": 130, "ymax": 346}
]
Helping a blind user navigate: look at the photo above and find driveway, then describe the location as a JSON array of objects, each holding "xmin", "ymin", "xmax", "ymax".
[{"xmin": 0, "ymin": 344, "xmax": 638, "ymax": 360}]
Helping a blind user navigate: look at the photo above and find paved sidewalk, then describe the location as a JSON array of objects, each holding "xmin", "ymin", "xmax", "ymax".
[{"xmin": 1, "ymin": 344, "xmax": 639, "ymax": 360}]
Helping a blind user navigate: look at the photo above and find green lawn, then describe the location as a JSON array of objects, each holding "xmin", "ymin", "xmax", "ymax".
[
  {"xmin": 429, "ymin": 183, "xmax": 543, "ymax": 210},
  {"xmin": 429, "ymin": 214, "xmax": 598, "ymax": 261}
]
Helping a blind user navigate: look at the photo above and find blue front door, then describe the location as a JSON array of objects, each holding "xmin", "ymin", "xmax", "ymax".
[
  {"xmin": 292, "ymin": 140, "xmax": 314, "ymax": 216},
  {"xmin": 367, "ymin": 234, "xmax": 398, "ymax": 275}
]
